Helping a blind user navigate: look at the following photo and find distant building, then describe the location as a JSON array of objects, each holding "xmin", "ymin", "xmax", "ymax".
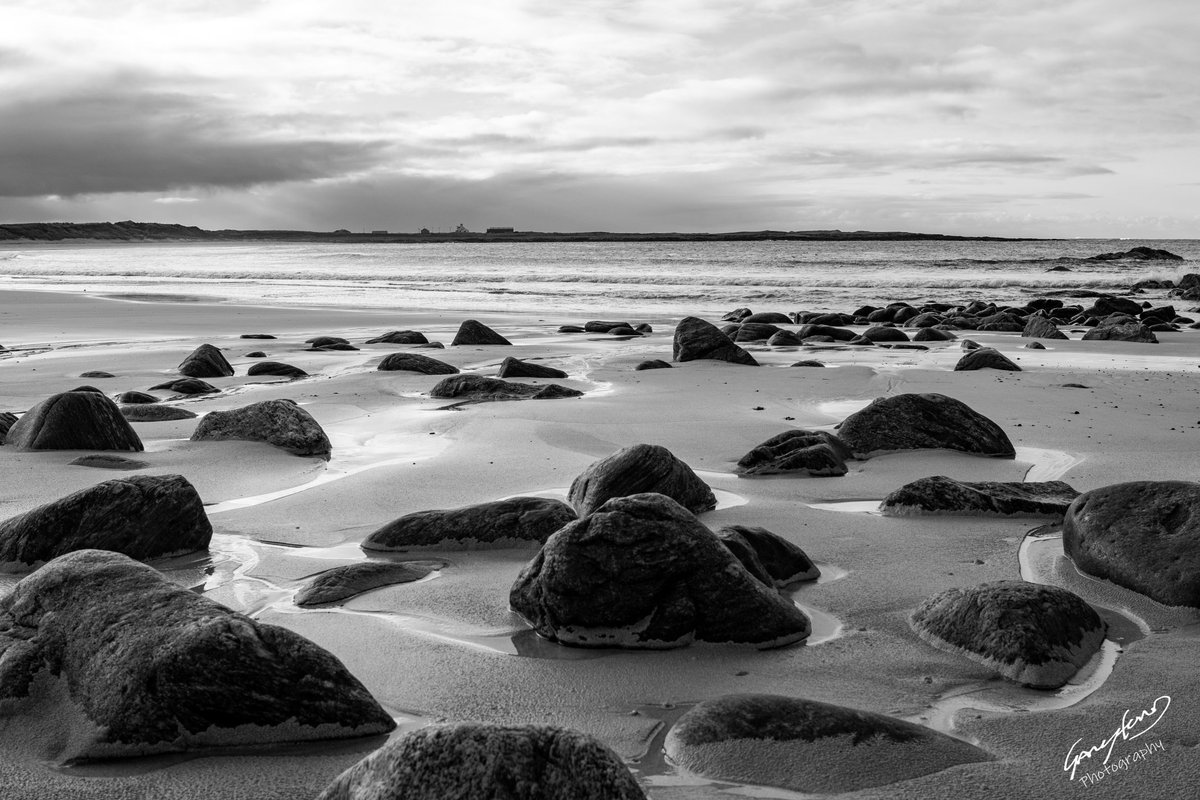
[{"xmin": 486, "ymin": 227, "xmax": 515, "ymax": 234}]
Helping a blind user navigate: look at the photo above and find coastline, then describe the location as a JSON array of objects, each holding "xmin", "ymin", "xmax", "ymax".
[{"xmin": 1, "ymin": 286, "xmax": 1199, "ymax": 799}]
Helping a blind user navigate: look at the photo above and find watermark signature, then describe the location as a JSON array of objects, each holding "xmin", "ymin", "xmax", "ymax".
[{"xmin": 1064, "ymin": 695, "xmax": 1170, "ymax": 786}]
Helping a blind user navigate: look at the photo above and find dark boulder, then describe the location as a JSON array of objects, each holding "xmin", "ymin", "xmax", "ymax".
[
  {"xmin": 295, "ymin": 561, "xmax": 445, "ymax": 606},
  {"xmin": 568, "ymin": 443, "xmax": 715, "ymax": 516},
  {"xmin": 244, "ymin": 351, "xmax": 267, "ymax": 358},
  {"xmin": 71, "ymin": 385, "xmax": 106, "ymax": 394},
  {"xmin": 1081, "ymin": 322, "xmax": 1158, "ymax": 343},
  {"xmin": 364, "ymin": 330, "xmax": 429, "ymax": 345},
  {"xmin": 190, "ymin": 399, "xmax": 332, "ymax": 459},
  {"xmin": 0, "ymin": 412, "xmax": 18, "ymax": 438},
  {"xmin": 79, "ymin": 370, "xmax": 115, "ymax": 379},
  {"xmin": 0, "ymin": 550, "xmax": 394, "ymax": 760},
  {"xmin": 308, "ymin": 342, "xmax": 359, "ymax": 352},
  {"xmin": 377, "ymin": 353, "xmax": 459, "ymax": 374},
  {"xmin": 428, "ymin": 375, "xmax": 582, "ymax": 401},
  {"xmin": 316, "ymin": 723, "xmax": 646, "ymax": 800},
  {"xmin": 583, "ymin": 320, "xmax": 633, "ymax": 333},
  {"xmin": 1024, "ymin": 341, "xmax": 1046, "ymax": 350},
  {"xmin": 1082, "ymin": 296, "xmax": 1144, "ymax": 317},
  {"xmin": 239, "ymin": 333, "xmax": 276, "ymax": 339},
  {"xmin": 5, "ymin": 391, "xmax": 143, "ymax": 452},
  {"xmin": 0, "ymin": 474, "xmax": 211, "ymax": 568},
  {"xmin": 116, "ymin": 390, "xmax": 159, "ymax": 404},
  {"xmin": 721, "ymin": 307, "xmax": 753, "ymax": 322},
  {"xmin": 789, "ymin": 359, "xmax": 825, "ymax": 367},
  {"xmin": 912, "ymin": 327, "xmax": 956, "ymax": 342},
  {"xmin": 767, "ymin": 329, "xmax": 804, "ymax": 346},
  {"xmin": 734, "ymin": 430, "xmax": 850, "ymax": 477},
  {"xmin": 733, "ymin": 322, "xmax": 783, "ymax": 342},
  {"xmin": 497, "ymin": 356, "xmax": 568, "ymax": 379},
  {"xmin": 954, "ymin": 347, "xmax": 1021, "ymax": 371},
  {"xmin": 881, "ymin": 476, "xmax": 1079, "ymax": 517},
  {"xmin": 121, "ymin": 404, "xmax": 199, "ymax": 422},
  {"xmin": 247, "ymin": 361, "xmax": 308, "ymax": 379},
  {"xmin": 558, "ymin": 325, "xmax": 585, "ymax": 333},
  {"xmin": 1087, "ymin": 246, "xmax": 1183, "ymax": 261},
  {"xmin": 147, "ymin": 378, "xmax": 220, "ymax": 395},
  {"xmin": 1021, "ymin": 315, "xmax": 1068, "ymax": 340},
  {"xmin": 363, "ymin": 497, "xmax": 577, "ymax": 551},
  {"xmin": 177, "ymin": 343, "xmax": 234, "ymax": 378},
  {"xmin": 664, "ymin": 694, "xmax": 989, "ymax": 794},
  {"xmin": 634, "ymin": 359, "xmax": 673, "ymax": 371},
  {"xmin": 797, "ymin": 324, "xmax": 856, "ymax": 342},
  {"xmin": 306, "ymin": 336, "xmax": 349, "ymax": 347},
  {"xmin": 1063, "ymin": 481, "xmax": 1200, "ymax": 607},
  {"xmin": 862, "ymin": 326, "xmax": 910, "ymax": 343},
  {"xmin": 716, "ymin": 525, "xmax": 819, "ymax": 585},
  {"xmin": 836, "ymin": 393, "xmax": 1014, "ymax": 459},
  {"xmin": 742, "ymin": 312, "xmax": 792, "ymax": 324},
  {"xmin": 672, "ymin": 316, "xmax": 758, "ymax": 365},
  {"xmin": 451, "ymin": 319, "xmax": 512, "ymax": 346},
  {"xmin": 509, "ymin": 493, "xmax": 810, "ymax": 649},
  {"xmin": 911, "ymin": 581, "xmax": 1106, "ymax": 688},
  {"xmin": 67, "ymin": 454, "xmax": 151, "ymax": 470}
]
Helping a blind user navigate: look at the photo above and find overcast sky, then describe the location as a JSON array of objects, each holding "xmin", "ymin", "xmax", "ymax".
[{"xmin": 1, "ymin": 0, "xmax": 1196, "ymax": 237}]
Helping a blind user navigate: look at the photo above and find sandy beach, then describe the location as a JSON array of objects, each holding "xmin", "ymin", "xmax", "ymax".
[{"xmin": 2, "ymin": 286, "xmax": 1198, "ymax": 800}]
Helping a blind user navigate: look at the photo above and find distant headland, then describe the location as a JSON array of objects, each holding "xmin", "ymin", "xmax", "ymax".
[{"xmin": 0, "ymin": 220, "xmax": 1028, "ymax": 244}]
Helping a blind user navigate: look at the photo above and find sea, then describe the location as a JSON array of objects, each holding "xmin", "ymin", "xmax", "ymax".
[{"xmin": 1, "ymin": 238, "xmax": 1196, "ymax": 320}]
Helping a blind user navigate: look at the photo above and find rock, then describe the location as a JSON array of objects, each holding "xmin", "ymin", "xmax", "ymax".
[
  {"xmin": 1083, "ymin": 296, "xmax": 1144, "ymax": 317},
  {"xmin": 721, "ymin": 307, "xmax": 753, "ymax": 322},
  {"xmin": 789, "ymin": 359, "xmax": 825, "ymax": 367},
  {"xmin": 316, "ymin": 723, "xmax": 646, "ymax": 800},
  {"xmin": 451, "ymin": 319, "xmax": 512, "ymax": 346},
  {"xmin": 716, "ymin": 525, "xmax": 819, "ymax": 585},
  {"xmin": 954, "ymin": 347, "xmax": 1021, "ymax": 371},
  {"xmin": 246, "ymin": 361, "xmax": 308, "ymax": 379},
  {"xmin": 960, "ymin": 338, "xmax": 982, "ymax": 350},
  {"xmin": 836, "ymin": 393, "xmax": 1015, "ymax": 459},
  {"xmin": 364, "ymin": 330, "xmax": 429, "ymax": 345},
  {"xmin": 664, "ymin": 694, "xmax": 989, "ymax": 794},
  {"xmin": 881, "ymin": 476, "xmax": 1079, "ymax": 517},
  {"xmin": 862, "ymin": 326, "xmax": 910, "ymax": 343},
  {"xmin": 798, "ymin": 324, "xmax": 856, "ymax": 342},
  {"xmin": 178, "ymin": 343, "xmax": 234, "ymax": 378},
  {"xmin": 67, "ymin": 454, "xmax": 151, "ymax": 470},
  {"xmin": 568, "ymin": 443, "xmax": 716, "ymax": 516},
  {"xmin": 363, "ymin": 497, "xmax": 577, "ymax": 551},
  {"xmin": 1081, "ymin": 322, "xmax": 1158, "ymax": 343},
  {"xmin": 1021, "ymin": 315, "xmax": 1068, "ymax": 340},
  {"xmin": 0, "ymin": 412, "xmax": 16, "ymax": 439},
  {"xmin": 510, "ymin": 493, "xmax": 810, "ymax": 648},
  {"xmin": 634, "ymin": 359, "xmax": 673, "ymax": 371},
  {"xmin": 911, "ymin": 581, "xmax": 1106, "ymax": 688},
  {"xmin": 496, "ymin": 356, "xmax": 568, "ymax": 379},
  {"xmin": 1087, "ymin": 246, "xmax": 1183, "ymax": 261},
  {"xmin": 766, "ymin": 329, "xmax": 804, "ymax": 346},
  {"xmin": 428, "ymin": 375, "xmax": 581, "ymax": 401},
  {"xmin": 190, "ymin": 399, "xmax": 332, "ymax": 459},
  {"xmin": 147, "ymin": 378, "xmax": 220, "ymax": 395},
  {"xmin": 558, "ymin": 324, "xmax": 585, "ymax": 333},
  {"xmin": 308, "ymin": 342, "xmax": 359, "ymax": 352},
  {"xmin": 606, "ymin": 326, "xmax": 641, "ymax": 336},
  {"xmin": 0, "ymin": 550, "xmax": 394, "ymax": 759},
  {"xmin": 672, "ymin": 316, "xmax": 758, "ymax": 366},
  {"xmin": 71, "ymin": 385, "xmax": 106, "ymax": 394},
  {"xmin": 116, "ymin": 390, "xmax": 159, "ymax": 404},
  {"xmin": 295, "ymin": 561, "xmax": 444, "ymax": 606},
  {"xmin": 240, "ymin": 333, "xmax": 276, "ymax": 339},
  {"xmin": 377, "ymin": 353, "xmax": 459, "ymax": 374},
  {"xmin": 244, "ymin": 351, "xmax": 267, "ymax": 358},
  {"xmin": 121, "ymin": 404, "xmax": 199, "ymax": 422},
  {"xmin": 306, "ymin": 336, "xmax": 349, "ymax": 347},
  {"xmin": 912, "ymin": 327, "xmax": 956, "ymax": 342},
  {"xmin": 1024, "ymin": 341, "xmax": 1046, "ymax": 349},
  {"xmin": 734, "ymin": 430, "xmax": 850, "ymax": 477},
  {"xmin": 733, "ymin": 322, "xmax": 782, "ymax": 342},
  {"xmin": 584, "ymin": 320, "xmax": 633, "ymax": 333},
  {"xmin": 0, "ymin": 474, "xmax": 210, "ymax": 568},
  {"xmin": 79, "ymin": 370, "xmax": 115, "ymax": 379},
  {"xmin": 5, "ymin": 391, "xmax": 143, "ymax": 452},
  {"xmin": 742, "ymin": 312, "xmax": 792, "ymax": 324},
  {"xmin": 1063, "ymin": 481, "xmax": 1200, "ymax": 606}
]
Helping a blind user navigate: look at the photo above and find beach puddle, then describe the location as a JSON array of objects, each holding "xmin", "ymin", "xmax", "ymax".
[{"xmin": 1014, "ymin": 446, "xmax": 1082, "ymax": 482}]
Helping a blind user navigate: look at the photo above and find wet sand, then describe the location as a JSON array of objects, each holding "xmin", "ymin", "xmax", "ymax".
[{"xmin": 1, "ymin": 288, "xmax": 1198, "ymax": 799}]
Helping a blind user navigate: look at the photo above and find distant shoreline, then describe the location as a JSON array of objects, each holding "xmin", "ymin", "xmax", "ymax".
[{"xmin": 0, "ymin": 220, "xmax": 1035, "ymax": 244}]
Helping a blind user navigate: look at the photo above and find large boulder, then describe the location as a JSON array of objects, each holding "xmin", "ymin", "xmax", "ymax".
[
  {"xmin": 316, "ymin": 723, "xmax": 646, "ymax": 800},
  {"xmin": 1087, "ymin": 246, "xmax": 1183, "ymax": 261},
  {"xmin": 246, "ymin": 361, "xmax": 308, "ymax": 379},
  {"xmin": 664, "ymin": 694, "xmax": 989, "ymax": 794},
  {"xmin": 510, "ymin": 493, "xmax": 810, "ymax": 648},
  {"xmin": 363, "ymin": 497, "xmax": 577, "ymax": 551},
  {"xmin": 378, "ymin": 353, "xmax": 459, "ymax": 374},
  {"xmin": 734, "ymin": 430, "xmax": 850, "ymax": 477},
  {"xmin": 953, "ymin": 347, "xmax": 1021, "ymax": 371},
  {"xmin": 451, "ymin": 319, "xmax": 512, "ymax": 346},
  {"xmin": 716, "ymin": 525, "xmax": 819, "ymax": 585},
  {"xmin": 568, "ymin": 443, "xmax": 716, "ymax": 516},
  {"xmin": 0, "ymin": 474, "xmax": 211, "ymax": 568},
  {"xmin": 429, "ymin": 375, "xmax": 581, "ymax": 401},
  {"xmin": 116, "ymin": 390, "xmax": 159, "ymax": 404},
  {"xmin": 881, "ymin": 477, "xmax": 1079, "ymax": 518},
  {"xmin": 190, "ymin": 399, "xmax": 332, "ymax": 459},
  {"xmin": 496, "ymin": 356, "xmax": 568, "ymax": 379},
  {"xmin": 121, "ymin": 404, "xmax": 199, "ymax": 422},
  {"xmin": 5, "ymin": 391, "xmax": 143, "ymax": 452},
  {"xmin": 0, "ymin": 550, "xmax": 395, "ymax": 760},
  {"xmin": 1022, "ymin": 315, "xmax": 1068, "ymax": 340},
  {"xmin": 177, "ymin": 343, "xmax": 234, "ymax": 378},
  {"xmin": 836, "ymin": 393, "xmax": 1015, "ymax": 459},
  {"xmin": 295, "ymin": 561, "xmax": 445, "ymax": 606},
  {"xmin": 147, "ymin": 378, "xmax": 220, "ymax": 395},
  {"xmin": 910, "ymin": 581, "xmax": 1106, "ymax": 688},
  {"xmin": 1080, "ymin": 322, "xmax": 1158, "ymax": 343},
  {"xmin": 365, "ymin": 330, "xmax": 429, "ymax": 345},
  {"xmin": 672, "ymin": 316, "xmax": 758, "ymax": 366},
  {"xmin": 1063, "ymin": 481, "xmax": 1200, "ymax": 606},
  {"xmin": 862, "ymin": 325, "xmax": 910, "ymax": 343}
]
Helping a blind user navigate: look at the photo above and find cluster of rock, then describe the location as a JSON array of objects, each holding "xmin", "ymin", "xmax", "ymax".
[
  {"xmin": 881, "ymin": 476, "xmax": 1080, "ymax": 518},
  {"xmin": 558, "ymin": 320, "xmax": 652, "ymax": 336}
]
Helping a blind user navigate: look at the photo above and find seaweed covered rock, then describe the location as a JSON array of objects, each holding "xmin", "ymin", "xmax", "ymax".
[
  {"xmin": 510, "ymin": 493, "xmax": 810, "ymax": 649},
  {"xmin": 910, "ymin": 581, "xmax": 1106, "ymax": 688},
  {"xmin": 0, "ymin": 550, "xmax": 394, "ymax": 760},
  {"xmin": 428, "ymin": 375, "xmax": 581, "ymax": 401},
  {"xmin": 836, "ymin": 393, "xmax": 1015, "ymax": 460},
  {"xmin": 0, "ymin": 474, "xmax": 211, "ymax": 568},
  {"xmin": 672, "ymin": 316, "xmax": 758, "ymax": 366},
  {"xmin": 954, "ymin": 347, "xmax": 1021, "ymax": 371},
  {"xmin": 363, "ymin": 497, "xmax": 577, "ymax": 551},
  {"xmin": 5, "ymin": 391, "xmax": 143, "ymax": 452},
  {"xmin": 178, "ymin": 343, "xmax": 234, "ymax": 378},
  {"xmin": 568, "ymin": 443, "xmax": 716, "ymax": 516},
  {"xmin": 451, "ymin": 319, "xmax": 512, "ymax": 346},
  {"xmin": 496, "ymin": 356, "xmax": 568, "ymax": 379},
  {"xmin": 316, "ymin": 723, "xmax": 646, "ymax": 800},
  {"xmin": 734, "ymin": 430, "xmax": 850, "ymax": 477},
  {"xmin": 881, "ymin": 477, "xmax": 1079, "ymax": 518},
  {"xmin": 295, "ymin": 561, "xmax": 445, "ymax": 606},
  {"xmin": 664, "ymin": 694, "xmax": 989, "ymax": 794},
  {"xmin": 1063, "ymin": 481, "xmax": 1200, "ymax": 607},
  {"xmin": 246, "ymin": 361, "xmax": 308, "ymax": 379},
  {"xmin": 190, "ymin": 399, "xmax": 332, "ymax": 459},
  {"xmin": 378, "ymin": 353, "xmax": 459, "ymax": 374},
  {"xmin": 716, "ymin": 525, "xmax": 819, "ymax": 585}
]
